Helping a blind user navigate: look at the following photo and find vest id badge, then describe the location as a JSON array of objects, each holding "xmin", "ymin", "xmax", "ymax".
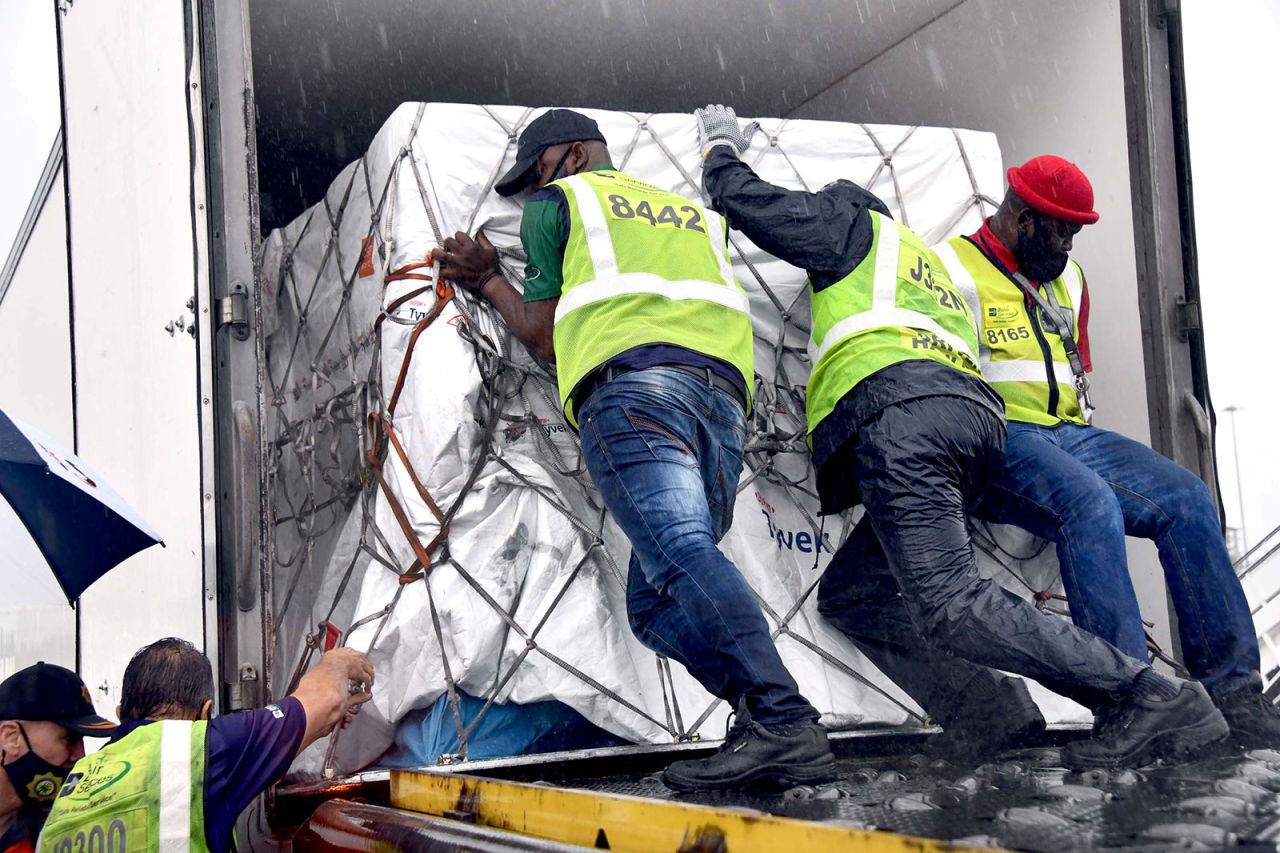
[{"xmin": 985, "ymin": 304, "xmax": 1021, "ymax": 328}]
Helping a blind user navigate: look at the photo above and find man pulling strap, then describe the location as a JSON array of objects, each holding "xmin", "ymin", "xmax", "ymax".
[
  {"xmin": 696, "ymin": 104, "xmax": 1229, "ymax": 769},
  {"xmin": 436, "ymin": 109, "xmax": 834, "ymax": 792},
  {"xmin": 39, "ymin": 640, "xmax": 373, "ymax": 853}
]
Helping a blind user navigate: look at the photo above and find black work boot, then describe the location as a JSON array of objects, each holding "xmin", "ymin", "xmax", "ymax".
[
  {"xmin": 1064, "ymin": 674, "xmax": 1229, "ymax": 769},
  {"xmin": 662, "ymin": 710, "xmax": 836, "ymax": 793},
  {"xmin": 1215, "ymin": 674, "xmax": 1280, "ymax": 748},
  {"xmin": 926, "ymin": 675, "xmax": 1046, "ymax": 761}
]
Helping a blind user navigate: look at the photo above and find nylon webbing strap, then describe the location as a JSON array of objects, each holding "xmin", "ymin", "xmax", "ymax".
[{"xmin": 364, "ymin": 265, "xmax": 456, "ymax": 583}]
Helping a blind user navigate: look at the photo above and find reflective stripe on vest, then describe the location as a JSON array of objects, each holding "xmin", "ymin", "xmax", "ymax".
[
  {"xmin": 809, "ymin": 307, "xmax": 979, "ymax": 369},
  {"xmin": 159, "ymin": 722, "xmax": 194, "ymax": 853},
  {"xmin": 549, "ymin": 171, "xmax": 754, "ymax": 426},
  {"xmin": 804, "ymin": 211, "xmax": 984, "ymax": 438},
  {"xmin": 935, "ymin": 236, "xmax": 1086, "ymax": 426},
  {"xmin": 937, "ymin": 241, "xmax": 983, "ymax": 339},
  {"xmin": 1061, "ymin": 261, "xmax": 1084, "ymax": 321},
  {"xmin": 554, "ymin": 272, "xmax": 750, "ymax": 323},
  {"xmin": 555, "ymin": 174, "xmax": 740, "ymax": 303},
  {"xmin": 565, "ymin": 171, "xmax": 620, "ymax": 276},
  {"xmin": 982, "ymin": 359, "xmax": 1076, "ymax": 386},
  {"xmin": 552, "ymin": 171, "xmax": 745, "ymax": 319},
  {"xmin": 808, "ymin": 222, "xmax": 979, "ymax": 367}
]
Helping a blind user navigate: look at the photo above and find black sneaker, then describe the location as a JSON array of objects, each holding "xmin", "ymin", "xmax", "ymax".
[
  {"xmin": 662, "ymin": 714, "xmax": 836, "ymax": 792},
  {"xmin": 926, "ymin": 677, "xmax": 1047, "ymax": 761},
  {"xmin": 1216, "ymin": 678, "xmax": 1280, "ymax": 748},
  {"xmin": 1064, "ymin": 680, "xmax": 1229, "ymax": 769}
]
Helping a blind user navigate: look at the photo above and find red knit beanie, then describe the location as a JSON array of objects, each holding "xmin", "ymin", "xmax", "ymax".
[{"xmin": 1006, "ymin": 155, "xmax": 1099, "ymax": 225}]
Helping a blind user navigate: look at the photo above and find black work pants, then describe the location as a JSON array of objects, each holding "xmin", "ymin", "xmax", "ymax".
[{"xmin": 816, "ymin": 395, "xmax": 1146, "ymax": 715}]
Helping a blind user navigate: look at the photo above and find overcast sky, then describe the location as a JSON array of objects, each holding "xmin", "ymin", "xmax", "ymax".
[{"xmin": 0, "ymin": 0, "xmax": 1275, "ymax": 552}]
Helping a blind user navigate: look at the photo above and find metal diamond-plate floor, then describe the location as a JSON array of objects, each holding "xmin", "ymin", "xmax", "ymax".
[{"xmin": 558, "ymin": 745, "xmax": 1280, "ymax": 851}]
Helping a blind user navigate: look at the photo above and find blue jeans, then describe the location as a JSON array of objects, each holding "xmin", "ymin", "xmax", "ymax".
[
  {"xmin": 578, "ymin": 366, "xmax": 818, "ymax": 726},
  {"xmin": 978, "ymin": 421, "xmax": 1259, "ymax": 696}
]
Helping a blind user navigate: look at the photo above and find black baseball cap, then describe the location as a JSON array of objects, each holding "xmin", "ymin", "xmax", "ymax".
[
  {"xmin": 0, "ymin": 662, "xmax": 117, "ymax": 736},
  {"xmin": 495, "ymin": 109, "xmax": 607, "ymax": 197}
]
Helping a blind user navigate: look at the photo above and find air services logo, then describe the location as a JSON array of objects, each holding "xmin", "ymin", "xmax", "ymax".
[{"xmin": 60, "ymin": 758, "xmax": 133, "ymax": 801}]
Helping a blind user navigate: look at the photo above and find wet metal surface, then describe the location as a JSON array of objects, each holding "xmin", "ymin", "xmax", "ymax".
[{"xmin": 554, "ymin": 745, "xmax": 1280, "ymax": 851}]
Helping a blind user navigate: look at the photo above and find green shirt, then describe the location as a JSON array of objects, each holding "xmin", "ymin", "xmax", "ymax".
[{"xmin": 520, "ymin": 166, "xmax": 617, "ymax": 302}]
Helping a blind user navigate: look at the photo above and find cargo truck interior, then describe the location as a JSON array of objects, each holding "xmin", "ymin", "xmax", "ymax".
[
  {"xmin": 221, "ymin": 1, "xmax": 1253, "ymax": 848},
  {"xmin": 243, "ymin": 0, "xmax": 1191, "ymax": 692}
]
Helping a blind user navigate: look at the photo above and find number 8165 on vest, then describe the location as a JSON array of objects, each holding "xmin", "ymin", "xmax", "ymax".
[{"xmin": 607, "ymin": 194, "xmax": 706, "ymax": 233}]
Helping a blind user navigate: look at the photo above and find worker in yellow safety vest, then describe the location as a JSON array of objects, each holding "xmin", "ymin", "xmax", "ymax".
[
  {"xmin": 39, "ymin": 639, "xmax": 373, "ymax": 853},
  {"xmin": 695, "ymin": 104, "xmax": 1229, "ymax": 770},
  {"xmin": 932, "ymin": 155, "xmax": 1280, "ymax": 752},
  {"xmin": 436, "ymin": 109, "xmax": 834, "ymax": 792}
]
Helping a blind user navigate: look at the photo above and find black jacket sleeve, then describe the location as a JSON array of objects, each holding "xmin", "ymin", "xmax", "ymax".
[{"xmin": 701, "ymin": 146, "xmax": 890, "ymax": 291}]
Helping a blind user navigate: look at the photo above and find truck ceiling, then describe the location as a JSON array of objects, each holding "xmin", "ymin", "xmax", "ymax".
[{"xmin": 246, "ymin": 0, "xmax": 963, "ymax": 230}]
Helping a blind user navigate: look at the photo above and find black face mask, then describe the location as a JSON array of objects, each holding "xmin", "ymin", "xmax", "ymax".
[
  {"xmin": 1015, "ymin": 215, "xmax": 1069, "ymax": 282},
  {"xmin": 2, "ymin": 724, "xmax": 70, "ymax": 806},
  {"xmin": 540, "ymin": 145, "xmax": 579, "ymax": 188}
]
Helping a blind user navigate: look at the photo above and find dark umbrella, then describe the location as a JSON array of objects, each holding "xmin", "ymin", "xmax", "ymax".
[{"xmin": 0, "ymin": 407, "xmax": 163, "ymax": 607}]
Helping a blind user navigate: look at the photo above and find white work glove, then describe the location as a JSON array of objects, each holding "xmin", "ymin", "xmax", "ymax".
[{"xmin": 695, "ymin": 104, "xmax": 760, "ymax": 157}]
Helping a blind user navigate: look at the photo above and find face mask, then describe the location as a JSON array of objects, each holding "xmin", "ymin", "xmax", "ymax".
[
  {"xmin": 2, "ymin": 724, "xmax": 70, "ymax": 806},
  {"xmin": 1015, "ymin": 216, "xmax": 1069, "ymax": 282},
  {"xmin": 542, "ymin": 145, "xmax": 577, "ymax": 187}
]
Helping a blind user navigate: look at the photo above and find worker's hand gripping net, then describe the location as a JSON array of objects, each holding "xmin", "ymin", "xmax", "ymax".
[{"xmin": 695, "ymin": 104, "xmax": 760, "ymax": 157}]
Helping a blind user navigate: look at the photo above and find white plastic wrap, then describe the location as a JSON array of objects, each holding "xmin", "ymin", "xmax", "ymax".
[{"xmin": 261, "ymin": 103, "xmax": 1083, "ymax": 779}]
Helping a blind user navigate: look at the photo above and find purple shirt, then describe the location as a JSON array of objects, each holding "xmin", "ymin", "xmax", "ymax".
[{"xmin": 111, "ymin": 697, "xmax": 306, "ymax": 853}]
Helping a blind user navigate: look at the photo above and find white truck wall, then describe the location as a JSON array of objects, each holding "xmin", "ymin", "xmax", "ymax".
[
  {"xmin": 0, "ymin": 173, "xmax": 73, "ymax": 448},
  {"xmin": 790, "ymin": 0, "xmax": 1172, "ymax": 653},
  {"xmin": 0, "ymin": 173, "xmax": 76, "ymax": 677},
  {"xmin": 48, "ymin": 0, "xmax": 214, "ymax": 712}
]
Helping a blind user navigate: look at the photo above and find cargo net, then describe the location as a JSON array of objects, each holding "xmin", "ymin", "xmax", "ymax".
[{"xmin": 259, "ymin": 104, "xmax": 1114, "ymax": 779}]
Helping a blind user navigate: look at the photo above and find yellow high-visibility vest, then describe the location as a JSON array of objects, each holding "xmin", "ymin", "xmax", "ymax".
[
  {"xmin": 550, "ymin": 170, "xmax": 755, "ymax": 428},
  {"xmin": 935, "ymin": 236, "xmax": 1087, "ymax": 426},
  {"xmin": 806, "ymin": 211, "xmax": 982, "ymax": 438},
  {"xmin": 40, "ymin": 721, "xmax": 209, "ymax": 853}
]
